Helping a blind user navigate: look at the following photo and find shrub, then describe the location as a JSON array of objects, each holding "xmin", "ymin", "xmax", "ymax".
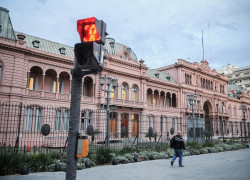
[
  {"xmin": 96, "ymin": 146, "xmax": 114, "ymax": 165},
  {"xmin": 118, "ymin": 146, "xmax": 138, "ymax": 155},
  {"xmin": 186, "ymin": 141, "xmax": 199, "ymax": 149},
  {"xmin": 0, "ymin": 152, "xmax": 25, "ymax": 175},
  {"xmin": 124, "ymin": 154, "xmax": 134, "ymax": 163},
  {"xmin": 116, "ymin": 155, "xmax": 129, "ymax": 164},
  {"xmin": 155, "ymin": 144, "xmax": 170, "ymax": 152},
  {"xmin": 202, "ymin": 141, "xmax": 215, "ymax": 148}
]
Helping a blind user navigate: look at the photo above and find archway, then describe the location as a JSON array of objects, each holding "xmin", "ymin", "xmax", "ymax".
[{"xmin": 203, "ymin": 101, "xmax": 213, "ymax": 132}]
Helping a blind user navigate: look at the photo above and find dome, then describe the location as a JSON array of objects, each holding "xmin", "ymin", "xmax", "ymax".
[{"xmin": 104, "ymin": 38, "xmax": 137, "ymax": 62}]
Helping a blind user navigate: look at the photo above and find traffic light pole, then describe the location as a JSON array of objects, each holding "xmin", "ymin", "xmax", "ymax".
[{"xmin": 66, "ymin": 61, "xmax": 98, "ymax": 180}]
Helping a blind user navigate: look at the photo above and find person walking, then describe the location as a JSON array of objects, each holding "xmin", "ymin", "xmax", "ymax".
[{"xmin": 170, "ymin": 131, "xmax": 185, "ymax": 167}]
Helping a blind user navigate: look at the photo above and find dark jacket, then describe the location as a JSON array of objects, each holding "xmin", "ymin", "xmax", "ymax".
[{"xmin": 172, "ymin": 135, "xmax": 185, "ymax": 150}]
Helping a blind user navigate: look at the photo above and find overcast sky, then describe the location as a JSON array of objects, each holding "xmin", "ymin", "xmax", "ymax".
[{"xmin": 2, "ymin": 0, "xmax": 250, "ymax": 70}]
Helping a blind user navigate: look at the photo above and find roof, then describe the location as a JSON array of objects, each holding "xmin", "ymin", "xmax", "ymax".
[
  {"xmin": 1, "ymin": 7, "xmax": 138, "ymax": 62},
  {"xmin": 104, "ymin": 38, "xmax": 137, "ymax": 62},
  {"xmin": 0, "ymin": 7, "xmax": 16, "ymax": 40},
  {"xmin": 147, "ymin": 69, "xmax": 176, "ymax": 83},
  {"xmin": 227, "ymin": 83, "xmax": 244, "ymax": 94},
  {"xmin": 15, "ymin": 32, "xmax": 75, "ymax": 58}
]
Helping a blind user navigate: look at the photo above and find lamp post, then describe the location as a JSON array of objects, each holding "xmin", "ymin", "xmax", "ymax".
[
  {"xmin": 100, "ymin": 75, "xmax": 118, "ymax": 146},
  {"xmin": 241, "ymin": 104, "xmax": 247, "ymax": 143},
  {"xmin": 187, "ymin": 94, "xmax": 197, "ymax": 141}
]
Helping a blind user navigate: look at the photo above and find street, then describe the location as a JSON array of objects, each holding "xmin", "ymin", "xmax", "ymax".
[{"xmin": 1, "ymin": 147, "xmax": 250, "ymax": 180}]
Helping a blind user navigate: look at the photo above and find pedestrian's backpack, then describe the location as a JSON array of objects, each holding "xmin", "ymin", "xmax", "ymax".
[{"xmin": 170, "ymin": 136, "xmax": 175, "ymax": 148}]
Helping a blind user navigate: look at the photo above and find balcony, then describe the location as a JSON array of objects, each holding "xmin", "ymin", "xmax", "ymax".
[
  {"xmin": 147, "ymin": 104, "xmax": 179, "ymax": 112},
  {"xmin": 109, "ymin": 98, "xmax": 144, "ymax": 109},
  {"xmin": 27, "ymin": 89, "xmax": 95, "ymax": 103}
]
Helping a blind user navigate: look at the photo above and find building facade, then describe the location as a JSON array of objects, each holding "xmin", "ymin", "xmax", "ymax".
[
  {"xmin": 0, "ymin": 7, "xmax": 250, "ymax": 148},
  {"xmin": 217, "ymin": 64, "xmax": 250, "ymax": 91}
]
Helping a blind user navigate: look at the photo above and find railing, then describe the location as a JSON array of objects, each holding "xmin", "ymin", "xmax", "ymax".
[{"xmin": 109, "ymin": 98, "xmax": 144, "ymax": 108}]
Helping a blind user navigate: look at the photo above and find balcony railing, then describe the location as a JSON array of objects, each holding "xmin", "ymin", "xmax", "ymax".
[{"xmin": 109, "ymin": 98, "xmax": 144, "ymax": 108}]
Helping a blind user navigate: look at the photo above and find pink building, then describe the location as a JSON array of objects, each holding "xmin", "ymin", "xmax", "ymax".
[{"xmin": 0, "ymin": 7, "xmax": 250, "ymax": 148}]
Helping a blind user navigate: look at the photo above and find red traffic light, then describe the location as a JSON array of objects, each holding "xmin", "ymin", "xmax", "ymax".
[{"xmin": 77, "ymin": 17, "xmax": 106, "ymax": 45}]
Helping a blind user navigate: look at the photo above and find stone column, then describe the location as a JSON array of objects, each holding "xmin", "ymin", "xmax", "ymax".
[
  {"xmin": 69, "ymin": 78, "xmax": 72, "ymax": 93},
  {"xmin": 56, "ymin": 76, "xmax": 59, "ymax": 93},
  {"xmin": 26, "ymin": 71, "xmax": 30, "ymax": 89},
  {"xmin": 117, "ymin": 112, "xmax": 121, "ymax": 138},
  {"xmin": 42, "ymin": 73, "xmax": 45, "ymax": 91}
]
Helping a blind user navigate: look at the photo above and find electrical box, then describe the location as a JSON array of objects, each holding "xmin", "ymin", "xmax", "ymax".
[{"xmin": 76, "ymin": 135, "xmax": 89, "ymax": 158}]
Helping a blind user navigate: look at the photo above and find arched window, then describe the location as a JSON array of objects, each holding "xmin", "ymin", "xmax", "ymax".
[
  {"xmin": 110, "ymin": 112, "xmax": 117, "ymax": 138},
  {"xmin": 111, "ymin": 85, "xmax": 117, "ymax": 99},
  {"xmin": 172, "ymin": 93, "xmax": 177, "ymax": 107},
  {"xmin": 166, "ymin": 92, "xmax": 171, "ymax": 107},
  {"xmin": 83, "ymin": 77, "xmax": 93, "ymax": 97},
  {"xmin": 121, "ymin": 83, "xmax": 128, "ymax": 100},
  {"xmin": 131, "ymin": 85, "xmax": 138, "ymax": 101},
  {"xmin": 221, "ymin": 102, "xmax": 225, "ymax": 113}
]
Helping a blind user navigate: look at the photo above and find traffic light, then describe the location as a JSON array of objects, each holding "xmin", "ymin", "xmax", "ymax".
[
  {"xmin": 74, "ymin": 42, "xmax": 104, "ymax": 70},
  {"xmin": 77, "ymin": 17, "xmax": 107, "ymax": 45},
  {"xmin": 75, "ymin": 17, "xmax": 107, "ymax": 70}
]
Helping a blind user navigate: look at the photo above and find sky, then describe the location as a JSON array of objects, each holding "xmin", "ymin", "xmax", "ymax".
[{"xmin": 1, "ymin": 0, "xmax": 250, "ymax": 70}]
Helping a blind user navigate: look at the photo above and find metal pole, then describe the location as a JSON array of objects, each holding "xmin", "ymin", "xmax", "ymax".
[
  {"xmin": 240, "ymin": 122, "xmax": 243, "ymax": 143},
  {"xmin": 137, "ymin": 113, "xmax": 139, "ymax": 147},
  {"xmin": 66, "ymin": 67, "xmax": 82, "ymax": 180},
  {"xmin": 243, "ymin": 112, "xmax": 247, "ymax": 143},
  {"xmin": 192, "ymin": 101, "xmax": 195, "ymax": 141},
  {"xmin": 106, "ymin": 85, "xmax": 110, "ymax": 146},
  {"xmin": 222, "ymin": 120, "xmax": 225, "ymax": 142},
  {"xmin": 160, "ymin": 115, "xmax": 163, "ymax": 145},
  {"xmin": 14, "ymin": 102, "xmax": 22, "ymax": 153}
]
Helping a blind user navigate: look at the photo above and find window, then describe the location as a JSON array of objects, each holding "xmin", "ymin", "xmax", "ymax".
[
  {"xmin": 122, "ymin": 53, "xmax": 127, "ymax": 59},
  {"xmin": 221, "ymin": 102, "xmax": 225, "ymax": 113},
  {"xmin": 153, "ymin": 96, "xmax": 156, "ymax": 105},
  {"xmin": 34, "ymin": 108, "xmax": 42, "ymax": 131},
  {"xmin": 59, "ymin": 81, "xmax": 64, "ymax": 93},
  {"xmin": 121, "ymin": 83, "xmax": 127, "ymax": 100},
  {"xmin": 81, "ymin": 111, "xmax": 92, "ymax": 130},
  {"xmin": 88, "ymin": 112, "xmax": 92, "ymax": 126},
  {"xmin": 197, "ymin": 101, "xmax": 200, "ymax": 110},
  {"xmin": 110, "ymin": 85, "xmax": 116, "ymax": 99},
  {"xmin": 238, "ymin": 109, "xmax": 242, "ymax": 117},
  {"xmin": 172, "ymin": 118, "xmax": 177, "ymax": 132},
  {"xmin": 81, "ymin": 112, "xmax": 86, "ymax": 130},
  {"xmin": 29, "ymin": 77, "xmax": 38, "ymax": 90},
  {"xmin": 59, "ymin": 48, "xmax": 66, "ymax": 55},
  {"xmin": 51, "ymin": 80, "xmax": 57, "ymax": 93},
  {"xmin": 147, "ymin": 115, "xmax": 154, "ymax": 130},
  {"xmin": 55, "ymin": 110, "xmax": 62, "ymax": 131},
  {"xmin": 25, "ymin": 108, "xmax": 33, "ymax": 131},
  {"xmin": 132, "ymin": 85, "xmax": 138, "ymax": 101},
  {"xmin": 63, "ymin": 110, "xmax": 70, "ymax": 131},
  {"xmin": 32, "ymin": 40, "xmax": 40, "ymax": 48}
]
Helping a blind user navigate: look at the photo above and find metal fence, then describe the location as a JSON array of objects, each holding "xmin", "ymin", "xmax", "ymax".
[{"xmin": 0, "ymin": 102, "xmax": 249, "ymax": 154}]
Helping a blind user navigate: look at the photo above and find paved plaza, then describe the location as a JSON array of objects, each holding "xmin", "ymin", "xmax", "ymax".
[{"xmin": 1, "ymin": 147, "xmax": 250, "ymax": 180}]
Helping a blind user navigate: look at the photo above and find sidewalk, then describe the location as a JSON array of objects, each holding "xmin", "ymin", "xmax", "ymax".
[{"xmin": 1, "ymin": 147, "xmax": 250, "ymax": 180}]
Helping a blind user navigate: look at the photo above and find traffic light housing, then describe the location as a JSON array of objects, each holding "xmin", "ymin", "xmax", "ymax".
[
  {"xmin": 75, "ymin": 17, "xmax": 107, "ymax": 70},
  {"xmin": 74, "ymin": 42, "xmax": 104, "ymax": 70},
  {"xmin": 77, "ymin": 17, "xmax": 107, "ymax": 45}
]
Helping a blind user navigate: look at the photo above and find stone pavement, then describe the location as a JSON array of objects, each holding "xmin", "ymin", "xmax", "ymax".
[{"xmin": 1, "ymin": 147, "xmax": 250, "ymax": 180}]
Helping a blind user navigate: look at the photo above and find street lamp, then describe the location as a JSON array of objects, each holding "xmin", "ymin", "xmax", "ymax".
[
  {"xmin": 241, "ymin": 104, "xmax": 247, "ymax": 143},
  {"xmin": 100, "ymin": 75, "xmax": 118, "ymax": 146},
  {"xmin": 187, "ymin": 94, "xmax": 197, "ymax": 141}
]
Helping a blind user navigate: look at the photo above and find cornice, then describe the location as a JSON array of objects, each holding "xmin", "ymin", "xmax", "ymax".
[
  {"xmin": 106, "ymin": 56, "xmax": 147, "ymax": 70},
  {"xmin": 0, "ymin": 40, "xmax": 73, "ymax": 65}
]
